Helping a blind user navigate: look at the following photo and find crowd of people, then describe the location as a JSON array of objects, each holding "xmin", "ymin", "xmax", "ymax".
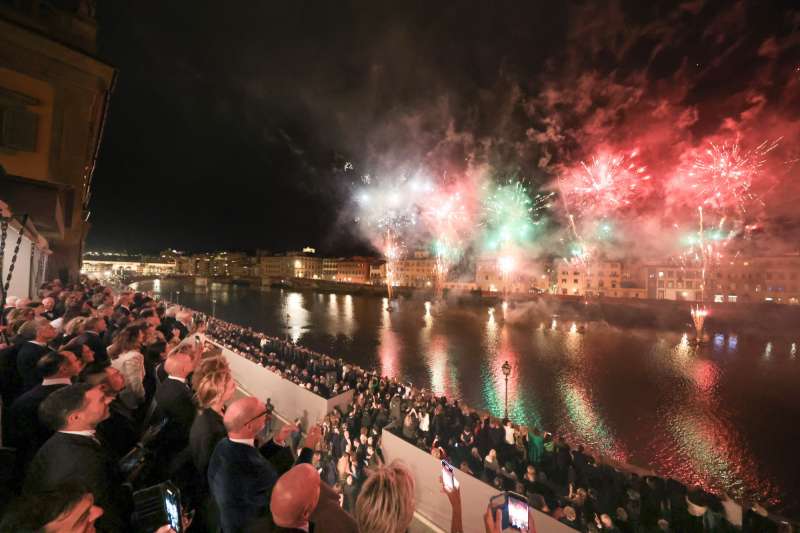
[
  {"xmin": 203, "ymin": 309, "xmax": 795, "ymax": 533},
  {"xmin": 0, "ymin": 280, "xmax": 467, "ymax": 533},
  {"xmin": 0, "ymin": 278, "xmax": 794, "ymax": 532}
]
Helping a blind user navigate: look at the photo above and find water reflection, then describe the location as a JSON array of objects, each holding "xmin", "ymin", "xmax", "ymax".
[
  {"xmin": 140, "ymin": 280, "xmax": 800, "ymax": 517},
  {"xmin": 284, "ymin": 292, "xmax": 308, "ymax": 343}
]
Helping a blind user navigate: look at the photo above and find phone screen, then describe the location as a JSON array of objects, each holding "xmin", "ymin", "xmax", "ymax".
[
  {"xmin": 506, "ymin": 493, "xmax": 529, "ymax": 530},
  {"xmin": 164, "ymin": 487, "xmax": 181, "ymax": 532},
  {"xmin": 441, "ymin": 460, "xmax": 456, "ymax": 491}
]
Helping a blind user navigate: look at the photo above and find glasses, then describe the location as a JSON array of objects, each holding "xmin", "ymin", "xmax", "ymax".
[{"xmin": 243, "ymin": 406, "xmax": 272, "ymax": 426}]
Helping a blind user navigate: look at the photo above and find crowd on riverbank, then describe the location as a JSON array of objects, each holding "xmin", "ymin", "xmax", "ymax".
[
  {"xmin": 0, "ymin": 277, "xmax": 794, "ymax": 532},
  {"xmin": 200, "ymin": 310, "xmax": 795, "ymax": 532}
]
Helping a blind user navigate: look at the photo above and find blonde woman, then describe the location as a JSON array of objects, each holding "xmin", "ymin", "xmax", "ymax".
[
  {"xmin": 355, "ymin": 461, "xmax": 417, "ymax": 533},
  {"xmin": 110, "ymin": 323, "xmax": 147, "ymax": 410},
  {"xmin": 189, "ymin": 359, "xmax": 236, "ymax": 476},
  {"xmin": 356, "ymin": 461, "xmax": 464, "ymax": 533}
]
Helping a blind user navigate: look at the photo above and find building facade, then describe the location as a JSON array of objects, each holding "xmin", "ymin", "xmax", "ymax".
[
  {"xmin": 0, "ymin": 2, "xmax": 115, "ymax": 282},
  {"xmin": 81, "ymin": 252, "xmax": 175, "ymax": 279},
  {"xmin": 646, "ymin": 255, "xmax": 800, "ymax": 304},
  {"xmin": 393, "ymin": 251, "xmax": 436, "ymax": 288},
  {"xmin": 475, "ymin": 255, "xmax": 550, "ymax": 294},
  {"xmin": 555, "ymin": 260, "xmax": 625, "ymax": 297},
  {"xmin": 336, "ymin": 256, "xmax": 370, "ymax": 283}
]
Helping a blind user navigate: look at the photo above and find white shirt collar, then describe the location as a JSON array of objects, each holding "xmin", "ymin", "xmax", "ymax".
[
  {"xmin": 29, "ymin": 340, "xmax": 47, "ymax": 346},
  {"xmin": 60, "ymin": 429, "xmax": 97, "ymax": 438},
  {"xmin": 42, "ymin": 377, "xmax": 72, "ymax": 386},
  {"xmin": 167, "ymin": 375, "xmax": 186, "ymax": 383},
  {"xmin": 229, "ymin": 437, "xmax": 255, "ymax": 447}
]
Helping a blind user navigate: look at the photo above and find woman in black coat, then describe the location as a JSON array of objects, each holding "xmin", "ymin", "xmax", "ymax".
[{"xmin": 188, "ymin": 357, "xmax": 236, "ymax": 532}]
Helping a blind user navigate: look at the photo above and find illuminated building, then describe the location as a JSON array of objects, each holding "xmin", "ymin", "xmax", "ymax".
[
  {"xmin": 475, "ymin": 254, "xmax": 550, "ymax": 294},
  {"xmin": 0, "ymin": 198, "xmax": 49, "ymax": 298},
  {"xmin": 556, "ymin": 260, "xmax": 624, "ymax": 297},
  {"xmin": 393, "ymin": 250, "xmax": 436, "ymax": 288},
  {"xmin": 322, "ymin": 257, "xmax": 339, "ymax": 280},
  {"xmin": 81, "ymin": 251, "xmax": 175, "ymax": 278},
  {"xmin": 0, "ymin": 2, "xmax": 115, "ymax": 281},
  {"xmin": 644, "ymin": 254, "xmax": 800, "ymax": 304},
  {"xmin": 259, "ymin": 249, "xmax": 322, "ymax": 281},
  {"xmin": 335, "ymin": 256, "xmax": 371, "ymax": 283}
]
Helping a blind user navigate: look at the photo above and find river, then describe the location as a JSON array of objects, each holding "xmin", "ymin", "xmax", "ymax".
[{"xmin": 136, "ymin": 279, "xmax": 800, "ymax": 517}]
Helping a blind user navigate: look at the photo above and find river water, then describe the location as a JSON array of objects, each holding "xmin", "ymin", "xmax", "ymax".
[{"xmin": 138, "ymin": 279, "xmax": 800, "ymax": 517}]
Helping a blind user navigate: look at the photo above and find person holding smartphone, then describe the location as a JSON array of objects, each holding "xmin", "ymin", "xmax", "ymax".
[
  {"xmin": 483, "ymin": 493, "xmax": 537, "ymax": 533},
  {"xmin": 440, "ymin": 460, "xmax": 464, "ymax": 533}
]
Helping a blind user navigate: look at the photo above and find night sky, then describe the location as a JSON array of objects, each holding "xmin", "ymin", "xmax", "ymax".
[{"xmin": 88, "ymin": 1, "xmax": 800, "ymax": 255}]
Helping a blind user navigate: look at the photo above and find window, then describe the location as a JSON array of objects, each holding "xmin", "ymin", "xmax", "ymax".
[
  {"xmin": 714, "ymin": 294, "xmax": 724, "ymax": 302},
  {"xmin": 728, "ymin": 295, "xmax": 738, "ymax": 303}
]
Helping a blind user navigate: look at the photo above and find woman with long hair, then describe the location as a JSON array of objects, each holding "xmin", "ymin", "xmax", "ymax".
[
  {"xmin": 110, "ymin": 322, "xmax": 148, "ymax": 410},
  {"xmin": 189, "ymin": 357, "xmax": 235, "ymax": 532}
]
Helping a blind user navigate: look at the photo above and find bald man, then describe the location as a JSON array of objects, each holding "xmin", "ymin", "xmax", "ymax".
[
  {"xmin": 270, "ymin": 464, "xmax": 320, "ymax": 532},
  {"xmin": 208, "ymin": 397, "xmax": 298, "ymax": 532},
  {"xmin": 153, "ymin": 352, "xmax": 197, "ymax": 468}
]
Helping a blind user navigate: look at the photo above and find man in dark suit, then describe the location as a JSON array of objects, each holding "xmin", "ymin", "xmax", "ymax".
[
  {"xmin": 113, "ymin": 293, "xmax": 132, "ymax": 317},
  {"xmin": 16, "ymin": 318, "xmax": 57, "ymax": 391},
  {"xmin": 24, "ymin": 383, "xmax": 128, "ymax": 531},
  {"xmin": 73, "ymin": 316, "xmax": 109, "ymax": 366},
  {"xmin": 81, "ymin": 363, "xmax": 139, "ymax": 458},
  {"xmin": 272, "ymin": 463, "xmax": 359, "ymax": 533},
  {"xmin": 207, "ymin": 397, "xmax": 297, "ymax": 532},
  {"xmin": 153, "ymin": 352, "xmax": 197, "ymax": 466},
  {"xmin": 8, "ymin": 350, "xmax": 82, "ymax": 466}
]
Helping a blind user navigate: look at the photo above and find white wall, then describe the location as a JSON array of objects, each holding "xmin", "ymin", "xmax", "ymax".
[
  {"xmin": 213, "ymin": 342, "xmax": 354, "ymax": 430},
  {"xmin": 1, "ymin": 223, "xmax": 44, "ymax": 299},
  {"xmin": 381, "ymin": 430, "xmax": 575, "ymax": 533}
]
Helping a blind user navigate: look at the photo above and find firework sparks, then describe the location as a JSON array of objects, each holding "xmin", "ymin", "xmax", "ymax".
[
  {"xmin": 353, "ymin": 174, "xmax": 432, "ymax": 296},
  {"xmin": 482, "ymin": 180, "xmax": 553, "ymax": 250},
  {"xmin": 559, "ymin": 149, "xmax": 650, "ymax": 220},
  {"xmin": 688, "ymin": 139, "xmax": 780, "ymax": 215}
]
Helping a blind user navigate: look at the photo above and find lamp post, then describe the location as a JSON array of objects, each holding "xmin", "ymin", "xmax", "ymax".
[
  {"xmin": 211, "ymin": 297, "xmax": 217, "ymax": 317},
  {"xmin": 176, "ymin": 290, "xmax": 181, "ymax": 305},
  {"xmin": 501, "ymin": 360, "xmax": 512, "ymax": 419}
]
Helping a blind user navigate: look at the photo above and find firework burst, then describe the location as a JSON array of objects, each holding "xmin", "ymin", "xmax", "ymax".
[
  {"xmin": 482, "ymin": 180, "xmax": 553, "ymax": 251},
  {"xmin": 559, "ymin": 149, "xmax": 650, "ymax": 220},
  {"xmin": 687, "ymin": 138, "xmax": 780, "ymax": 215}
]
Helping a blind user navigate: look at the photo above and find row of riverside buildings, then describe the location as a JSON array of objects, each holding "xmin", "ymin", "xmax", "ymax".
[{"xmin": 81, "ymin": 248, "xmax": 800, "ymax": 305}]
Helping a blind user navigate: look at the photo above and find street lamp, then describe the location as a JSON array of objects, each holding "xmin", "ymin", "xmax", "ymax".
[
  {"xmin": 501, "ymin": 360, "xmax": 512, "ymax": 419},
  {"xmin": 176, "ymin": 290, "xmax": 181, "ymax": 305},
  {"xmin": 211, "ymin": 297, "xmax": 217, "ymax": 317}
]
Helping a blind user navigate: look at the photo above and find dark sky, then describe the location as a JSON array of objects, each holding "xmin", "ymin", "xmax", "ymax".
[{"xmin": 88, "ymin": 1, "xmax": 800, "ymax": 255}]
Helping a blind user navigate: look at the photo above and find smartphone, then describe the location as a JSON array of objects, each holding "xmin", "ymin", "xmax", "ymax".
[
  {"xmin": 441, "ymin": 460, "xmax": 458, "ymax": 491},
  {"xmin": 490, "ymin": 492, "xmax": 529, "ymax": 531},
  {"xmin": 164, "ymin": 485, "xmax": 182, "ymax": 533}
]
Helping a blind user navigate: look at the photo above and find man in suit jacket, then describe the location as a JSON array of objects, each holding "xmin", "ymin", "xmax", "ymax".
[
  {"xmin": 24, "ymin": 383, "xmax": 128, "ymax": 532},
  {"xmin": 274, "ymin": 463, "xmax": 359, "ymax": 533},
  {"xmin": 207, "ymin": 397, "xmax": 297, "ymax": 532},
  {"xmin": 74, "ymin": 316, "xmax": 109, "ymax": 366},
  {"xmin": 154, "ymin": 352, "xmax": 197, "ymax": 465},
  {"xmin": 8, "ymin": 350, "xmax": 82, "ymax": 465},
  {"xmin": 16, "ymin": 318, "xmax": 57, "ymax": 391}
]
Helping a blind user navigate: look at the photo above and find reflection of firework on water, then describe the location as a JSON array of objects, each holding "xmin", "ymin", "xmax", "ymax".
[
  {"xmin": 559, "ymin": 149, "xmax": 650, "ymax": 220},
  {"xmin": 482, "ymin": 180, "xmax": 552, "ymax": 250},
  {"xmin": 688, "ymin": 139, "xmax": 780, "ymax": 215},
  {"xmin": 691, "ymin": 304, "xmax": 708, "ymax": 340}
]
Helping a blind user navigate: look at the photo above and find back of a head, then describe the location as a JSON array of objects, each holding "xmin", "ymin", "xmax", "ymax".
[
  {"xmin": 270, "ymin": 464, "xmax": 321, "ymax": 528},
  {"xmin": 37, "ymin": 351, "xmax": 69, "ymax": 379},
  {"xmin": 355, "ymin": 461, "xmax": 416, "ymax": 533}
]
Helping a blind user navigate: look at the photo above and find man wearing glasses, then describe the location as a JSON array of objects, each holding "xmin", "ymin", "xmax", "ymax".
[{"xmin": 207, "ymin": 396, "xmax": 300, "ymax": 532}]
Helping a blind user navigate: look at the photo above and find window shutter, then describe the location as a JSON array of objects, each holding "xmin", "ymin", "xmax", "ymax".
[{"xmin": 0, "ymin": 107, "xmax": 38, "ymax": 152}]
